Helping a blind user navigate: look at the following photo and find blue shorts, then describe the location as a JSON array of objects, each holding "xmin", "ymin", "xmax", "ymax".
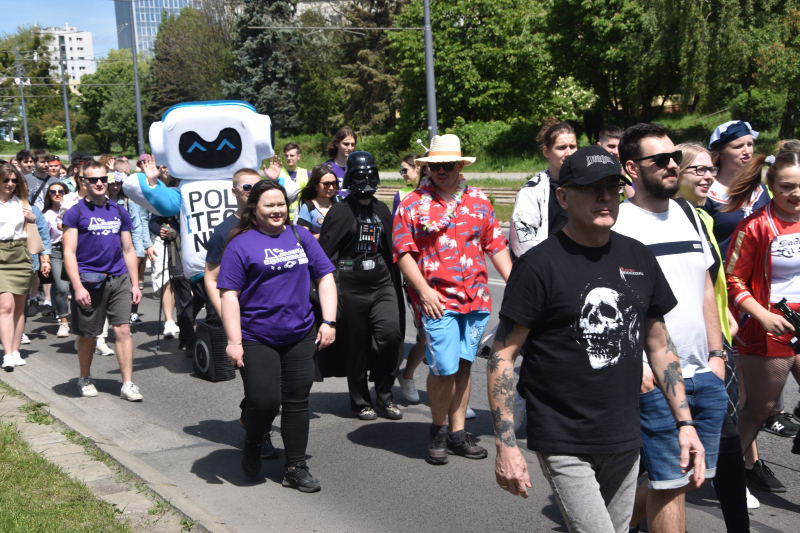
[
  {"xmin": 421, "ymin": 311, "xmax": 490, "ymax": 376},
  {"xmin": 639, "ymin": 371, "xmax": 727, "ymax": 489}
]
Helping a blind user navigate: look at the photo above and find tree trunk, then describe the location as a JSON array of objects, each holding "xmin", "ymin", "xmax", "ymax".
[{"xmin": 780, "ymin": 97, "xmax": 797, "ymax": 140}]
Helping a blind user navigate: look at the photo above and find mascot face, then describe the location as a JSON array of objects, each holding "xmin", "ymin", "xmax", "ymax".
[
  {"xmin": 342, "ymin": 151, "xmax": 380, "ymax": 199},
  {"xmin": 149, "ymin": 101, "xmax": 274, "ymax": 180}
]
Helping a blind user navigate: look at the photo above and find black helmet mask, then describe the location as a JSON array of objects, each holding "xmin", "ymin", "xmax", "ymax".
[{"xmin": 342, "ymin": 151, "xmax": 380, "ymax": 199}]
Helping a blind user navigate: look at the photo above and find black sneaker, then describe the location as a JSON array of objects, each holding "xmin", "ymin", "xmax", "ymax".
[
  {"xmin": 39, "ymin": 304, "xmax": 53, "ymax": 317},
  {"xmin": 447, "ymin": 430, "xmax": 488, "ymax": 460},
  {"xmin": 376, "ymin": 399, "xmax": 402, "ymax": 420},
  {"xmin": 764, "ymin": 412, "xmax": 799, "ymax": 438},
  {"xmin": 357, "ymin": 407, "xmax": 377, "ymax": 420},
  {"xmin": 241, "ymin": 439, "xmax": 262, "ymax": 480},
  {"xmin": 26, "ymin": 300, "xmax": 39, "ymax": 317},
  {"xmin": 426, "ymin": 425, "xmax": 448, "ymax": 465},
  {"xmin": 262, "ymin": 432, "xmax": 278, "ymax": 460},
  {"xmin": 746, "ymin": 459, "xmax": 786, "ymax": 493},
  {"xmin": 282, "ymin": 462, "xmax": 321, "ymax": 493}
]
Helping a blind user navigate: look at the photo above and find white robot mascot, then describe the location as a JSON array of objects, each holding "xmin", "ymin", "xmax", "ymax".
[{"xmin": 123, "ymin": 100, "xmax": 299, "ymax": 281}]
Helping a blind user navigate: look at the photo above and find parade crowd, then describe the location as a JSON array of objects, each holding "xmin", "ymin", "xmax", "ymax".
[{"xmin": 1, "ymin": 119, "xmax": 799, "ymax": 533}]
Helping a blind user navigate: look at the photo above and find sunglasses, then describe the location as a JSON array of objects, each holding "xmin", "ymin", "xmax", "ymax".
[
  {"xmin": 49, "ymin": 189, "xmax": 66, "ymax": 196},
  {"xmin": 399, "ymin": 168, "xmax": 409, "ymax": 176},
  {"xmin": 684, "ymin": 165, "xmax": 719, "ymax": 177},
  {"xmin": 320, "ymin": 181, "xmax": 338, "ymax": 188},
  {"xmin": 85, "ymin": 176, "xmax": 108, "ymax": 184},
  {"xmin": 238, "ymin": 184, "xmax": 254, "ymax": 192},
  {"xmin": 631, "ymin": 151, "xmax": 682, "ymax": 168},
  {"xmin": 428, "ymin": 162, "xmax": 457, "ymax": 172},
  {"xmin": 3, "ymin": 178, "xmax": 19, "ymax": 184},
  {"xmin": 563, "ymin": 181, "xmax": 626, "ymax": 196}
]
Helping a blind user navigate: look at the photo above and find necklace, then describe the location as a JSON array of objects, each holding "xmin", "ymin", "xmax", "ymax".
[{"xmin": 418, "ymin": 175, "xmax": 467, "ymax": 234}]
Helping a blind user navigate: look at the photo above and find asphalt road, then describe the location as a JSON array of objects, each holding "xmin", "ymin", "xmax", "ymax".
[{"xmin": 8, "ymin": 243, "xmax": 800, "ymax": 532}]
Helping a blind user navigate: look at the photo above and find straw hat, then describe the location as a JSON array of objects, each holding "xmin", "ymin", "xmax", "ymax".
[{"xmin": 414, "ymin": 134, "xmax": 476, "ymax": 166}]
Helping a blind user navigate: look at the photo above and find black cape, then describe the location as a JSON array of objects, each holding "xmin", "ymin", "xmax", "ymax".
[{"xmin": 314, "ymin": 195, "xmax": 406, "ymax": 380}]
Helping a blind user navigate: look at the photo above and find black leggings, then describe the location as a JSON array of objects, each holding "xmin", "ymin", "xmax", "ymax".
[
  {"xmin": 712, "ymin": 413, "xmax": 750, "ymax": 533},
  {"xmin": 239, "ymin": 328, "xmax": 316, "ymax": 466}
]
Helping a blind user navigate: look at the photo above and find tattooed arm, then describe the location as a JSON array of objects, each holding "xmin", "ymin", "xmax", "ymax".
[
  {"xmin": 487, "ymin": 316, "xmax": 532, "ymax": 498},
  {"xmin": 644, "ymin": 316, "xmax": 706, "ymax": 487}
]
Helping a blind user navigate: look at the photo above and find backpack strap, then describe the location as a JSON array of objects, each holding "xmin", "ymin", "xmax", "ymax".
[
  {"xmin": 674, "ymin": 197, "xmax": 700, "ymax": 236},
  {"xmin": 674, "ymin": 198, "xmax": 721, "ymax": 282}
]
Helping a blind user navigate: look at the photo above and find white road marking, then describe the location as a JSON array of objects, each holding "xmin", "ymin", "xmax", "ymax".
[{"xmin": 488, "ymin": 279, "xmax": 506, "ymax": 287}]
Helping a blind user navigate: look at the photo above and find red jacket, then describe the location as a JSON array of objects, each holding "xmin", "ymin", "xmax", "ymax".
[{"xmin": 724, "ymin": 202, "xmax": 779, "ymax": 354}]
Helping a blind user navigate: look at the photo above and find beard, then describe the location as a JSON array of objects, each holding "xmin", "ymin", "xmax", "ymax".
[{"xmin": 640, "ymin": 167, "xmax": 679, "ymax": 199}]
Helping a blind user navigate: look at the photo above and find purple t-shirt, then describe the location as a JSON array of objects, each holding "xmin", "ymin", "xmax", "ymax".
[
  {"xmin": 62, "ymin": 198, "xmax": 132, "ymax": 276},
  {"xmin": 217, "ymin": 225, "xmax": 335, "ymax": 345},
  {"xmin": 325, "ymin": 159, "xmax": 349, "ymax": 198}
]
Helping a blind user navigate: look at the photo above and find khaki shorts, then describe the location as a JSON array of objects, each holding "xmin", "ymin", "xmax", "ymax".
[{"xmin": 71, "ymin": 273, "xmax": 132, "ymax": 337}]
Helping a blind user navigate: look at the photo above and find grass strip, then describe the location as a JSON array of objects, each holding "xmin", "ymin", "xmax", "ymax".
[{"xmin": 0, "ymin": 420, "xmax": 131, "ymax": 533}]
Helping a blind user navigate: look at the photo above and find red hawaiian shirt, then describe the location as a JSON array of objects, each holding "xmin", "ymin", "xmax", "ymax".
[{"xmin": 392, "ymin": 177, "xmax": 508, "ymax": 321}]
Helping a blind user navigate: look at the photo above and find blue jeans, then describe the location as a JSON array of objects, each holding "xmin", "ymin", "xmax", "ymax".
[{"xmin": 640, "ymin": 370, "xmax": 727, "ymax": 489}]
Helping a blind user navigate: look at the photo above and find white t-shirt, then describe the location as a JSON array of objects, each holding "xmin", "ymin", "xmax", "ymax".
[
  {"xmin": 770, "ymin": 220, "xmax": 800, "ymax": 303},
  {"xmin": 613, "ymin": 200, "xmax": 715, "ymax": 378},
  {"xmin": 0, "ymin": 196, "xmax": 26, "ymax": 241}
]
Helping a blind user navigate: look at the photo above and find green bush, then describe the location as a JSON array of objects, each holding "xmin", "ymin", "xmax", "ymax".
[
  {"xmin": 75, "ymin": 134, "xmax": 99, "ymax": 154},
  {"xmin": 729, "ymin": 89, "xmax": 787, "ymax": 132}
]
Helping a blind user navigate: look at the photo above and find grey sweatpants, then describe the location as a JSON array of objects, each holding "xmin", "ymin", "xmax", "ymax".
[{"xmin": 537, "ymin": 449, "xmax": 640, "ymax": 533}]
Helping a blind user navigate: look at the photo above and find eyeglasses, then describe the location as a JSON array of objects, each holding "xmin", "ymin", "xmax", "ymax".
[
  {"xmin": 320, "ymin": 181, "xmax": 338, "ymax": 188},
  {"xmin": 563, "ymin": 181, "xmax": 626, "ymax": 196},
  {"xmin": 49, "ymin": 189, "xmax": 66, "ymax": 196},
  {"xmin": 684, "ymin": 165, "xmax": 718, "ymax": 177},
  {"xmin": 3, "ymin": 178, "xmax": 19, "ymax": 184},
  {"xmin": 630, "ymin": 151, "xmax": 682, "ymax": 168},
  {"xmin": 85, "ymin": 176, "xmax": 108, "ymax": 184},
  {"xmin": 399, "ymin": 168, "xmax": 409, "ymax": 176},
  {"xmin": 428, "ymin": 162, "xmax": 457, "ymax": 172}
]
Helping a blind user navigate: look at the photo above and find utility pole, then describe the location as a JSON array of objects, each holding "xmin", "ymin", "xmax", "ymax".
[
  {"xmin": 59, "ymin": 60, "xmax": 73, "ymax": 160},
  {"xmin": 423, "ymin": 0, "xmax": 438, "ymax": 142},
  {"xmin": 13, "ymin": 51, "xmax": 30, "ymax": 150},
  {"xmin": 129, "ymin": 1, "xmax": 145, "ymax": 156}
]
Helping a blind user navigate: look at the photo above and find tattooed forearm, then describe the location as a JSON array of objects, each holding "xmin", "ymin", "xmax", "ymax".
[
  {"xmin": 492, "ymin": 369, "xmax": 515, "ymax": 401},
  {"xmin": 663, "ymin": 360, "xmax": 684, "ymax": 398},
  {"xmin": 679, "ymin": 398, "xmax": 689, "ymax": 410},
  {"xmin": 491, "ymin": 407, "xmax": 517, "ymax": 447},
  {"xmin": 496, "ymin": 317, "xmax": 514, "ymax": 347},
  {"xmin": 487, "ymin": 351, "xmax": 503, "ymax": 373},
  {"xmin": 665, "ymin": 330, "xmax": 678, "ymax": 357}
]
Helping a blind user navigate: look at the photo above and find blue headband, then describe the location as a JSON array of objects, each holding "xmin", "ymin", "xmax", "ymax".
[{"xmin": 709, "ymin": 120, "xmax": 759, "ymax": 150}]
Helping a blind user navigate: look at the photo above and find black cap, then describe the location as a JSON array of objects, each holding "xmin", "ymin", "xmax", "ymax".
[{"xmin": 557, "ymin": 145, "xmax": 630, "ymax": 187}]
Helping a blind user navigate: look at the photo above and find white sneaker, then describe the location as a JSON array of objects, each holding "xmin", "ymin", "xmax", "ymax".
[
  {"xmin": 746, "ymin": 487, "xmax": 760, "ymax": 509},
  {"xmin": 20, "ymin": 334, "xmax": 30, "ymax": 345},
  {"xmin": 57, "ymin": 322, "xmax": 70, "ymax": 338},
  {"xmin": 397, "ymin": 373, "xmax": 419, "ymax": 403},
  {"xmin": 163, "ymin": 320, "xmax": 179, "ymax": 338},
  {"xmin": 120, "ymin": 381, "xmax": 143, "ymax": 402},
  {"xmin": 513, "ymin": 390, "xmax": 526, "ymax": 431},
  {"xmin": 95, "ymin": 341, "xmax": 115, "ymax": 356},
  {"xmin": 11, "ymin": 352, "xmax": 25, "ymax": 366},
  {"xmin": 2, "ymin": 354, "xmax": 15, "ymax": 370},
  {"xmin": 465, "ymin": 406, "xmax": 476, "ymax": 419},
  {"xmin": 129, "ymin": 313, "xmax": 143, "ymax": 325},
  {"xmin": 77, "ymin": 376, "xmax": 98, "ymax": 397}
]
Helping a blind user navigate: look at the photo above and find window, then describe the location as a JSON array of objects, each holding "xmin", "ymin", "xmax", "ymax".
[
  {"xmin": 77, "ymin": 37, "xmax": 82, "ymax": 42},
  {"xmin": 78, "ymin": 47, "xmax": 83, "ymax": 51},
  {"xmin": 78, "ymin": 57, "xmax": 84, "ymax": 60},
  {"xmin": 79, "ymin": 66, "xmax": 85, "ymax": 71},
  {"xmin": 69, "ymin": 47, "xmax": 73, "ymax": 51},
  {"xmin": 69, "ymin": 37, "xmax": 72, "ymax": 41}
]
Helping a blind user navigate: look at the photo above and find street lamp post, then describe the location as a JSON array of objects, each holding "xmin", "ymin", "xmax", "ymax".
[
  {"xmin": 423, "ymin": 0, "xmax": 438, "ymax": 142},
  {"xmin": 59, "ymin": 60, "xmax": 73, "ymax": 160},
  {"xmin": 128, "ymin": 1, "xmax": 145, "ymax": 156},
  {"xmin": 14, "ymin": 51, "xmax": 30, "ymax": 150}
]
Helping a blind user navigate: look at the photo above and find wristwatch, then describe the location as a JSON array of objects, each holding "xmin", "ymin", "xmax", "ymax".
[
  {"xmin": 708, "ymin": 350, "xmax": 728, "ymax": 362},
  {"xmin": 322, "ymin": 320, "xmax": 337, "ymax": 328}
]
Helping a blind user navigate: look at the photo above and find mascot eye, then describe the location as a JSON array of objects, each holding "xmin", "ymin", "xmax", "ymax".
[{"xmin": 179, "ymin": 128, "xmax": 243, "ymax": 169}]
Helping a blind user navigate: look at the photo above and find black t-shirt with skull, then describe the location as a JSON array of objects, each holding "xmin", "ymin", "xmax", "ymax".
[{"xmin": 500, "ymin": 230, "xmax": 677, "ymax": 455}]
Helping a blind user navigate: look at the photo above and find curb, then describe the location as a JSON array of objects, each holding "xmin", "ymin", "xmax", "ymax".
[{"xmin": 0, "ymin": 372, "xmax": 237, "ymax": 533}]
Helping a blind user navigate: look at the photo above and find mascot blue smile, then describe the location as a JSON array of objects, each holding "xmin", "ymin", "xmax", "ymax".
[{"xmin": 123, "ymin": 100, "xmax": 298, "ymax": 280}]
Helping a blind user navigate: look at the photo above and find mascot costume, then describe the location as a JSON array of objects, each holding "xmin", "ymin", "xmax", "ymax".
[{"xmin": 123, "ymin": 100, "xmax": 299, "ymax": 281}]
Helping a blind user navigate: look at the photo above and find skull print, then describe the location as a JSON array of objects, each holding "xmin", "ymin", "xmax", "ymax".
[{"xmin": 577, "ymin": 287, "xmax": 632, "ymax": 369}]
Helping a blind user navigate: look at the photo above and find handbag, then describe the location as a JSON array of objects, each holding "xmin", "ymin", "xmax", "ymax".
[
  {"xmin": 22, "ymin": 200, "xmax": 45, "ymax": 255},
  {"xmin": 290, "ymin": 225, "xmax": 341, "ymax": 323}
]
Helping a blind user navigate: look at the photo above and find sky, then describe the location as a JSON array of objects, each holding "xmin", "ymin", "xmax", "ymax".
[{"xmin": 1, "ymin": 0, "xmax": 120, "ymax": 58}]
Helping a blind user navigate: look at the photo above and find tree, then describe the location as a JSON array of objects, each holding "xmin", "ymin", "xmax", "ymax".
[
  {"xmin": 224, "ymin": 0, "xmax": 305, "ymax": 133},
  {"xmin": 77, "ymin": 48, "xmax": 150, "ymax": 152},
  {"xmin": 389, "ymin": 0, "xmax": 593, "ymax": 131},
  {"xmin": 149, "ymin": 2, "xmax": 236, "ymax": 118},
  {"xmin": 99, "ymin": 86, "xmax": 139, "ymax": 152},
  {"xmin": 0, "ymin": 25, "xmax": 62, "ymax": 147}
]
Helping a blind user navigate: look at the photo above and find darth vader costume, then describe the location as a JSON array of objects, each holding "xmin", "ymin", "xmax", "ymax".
[{"xmin": 317, "ymin": 152, "xmax": 406, "ymax": 417}]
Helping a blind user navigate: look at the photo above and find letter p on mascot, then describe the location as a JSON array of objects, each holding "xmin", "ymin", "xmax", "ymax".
[{"xmin": 123, "ymin": 100, "xmax": 299, "ymax": 280}]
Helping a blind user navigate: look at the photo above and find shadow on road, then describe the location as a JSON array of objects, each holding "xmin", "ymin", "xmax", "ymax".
[
  {"xmin": 308, "ymin": 391, "xmax": 358, "ymax": 419},
  {"xmin": 184, "ymin": 418, "xmax": 254, "ymax": 448},
  {"xmin": 347, "ymin": 421, "xmax": 431, "ymax": 460},
  {"xmin": 51, "ymin": 377, "xmax": 128, "ymax": 398},
  {"xmin": 542, "ymin": 494, "xmax": 569, "ymax": 532},
  {"xmin": 190, "ymin": 447, "xmax": 286, "ymax": 487}
]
